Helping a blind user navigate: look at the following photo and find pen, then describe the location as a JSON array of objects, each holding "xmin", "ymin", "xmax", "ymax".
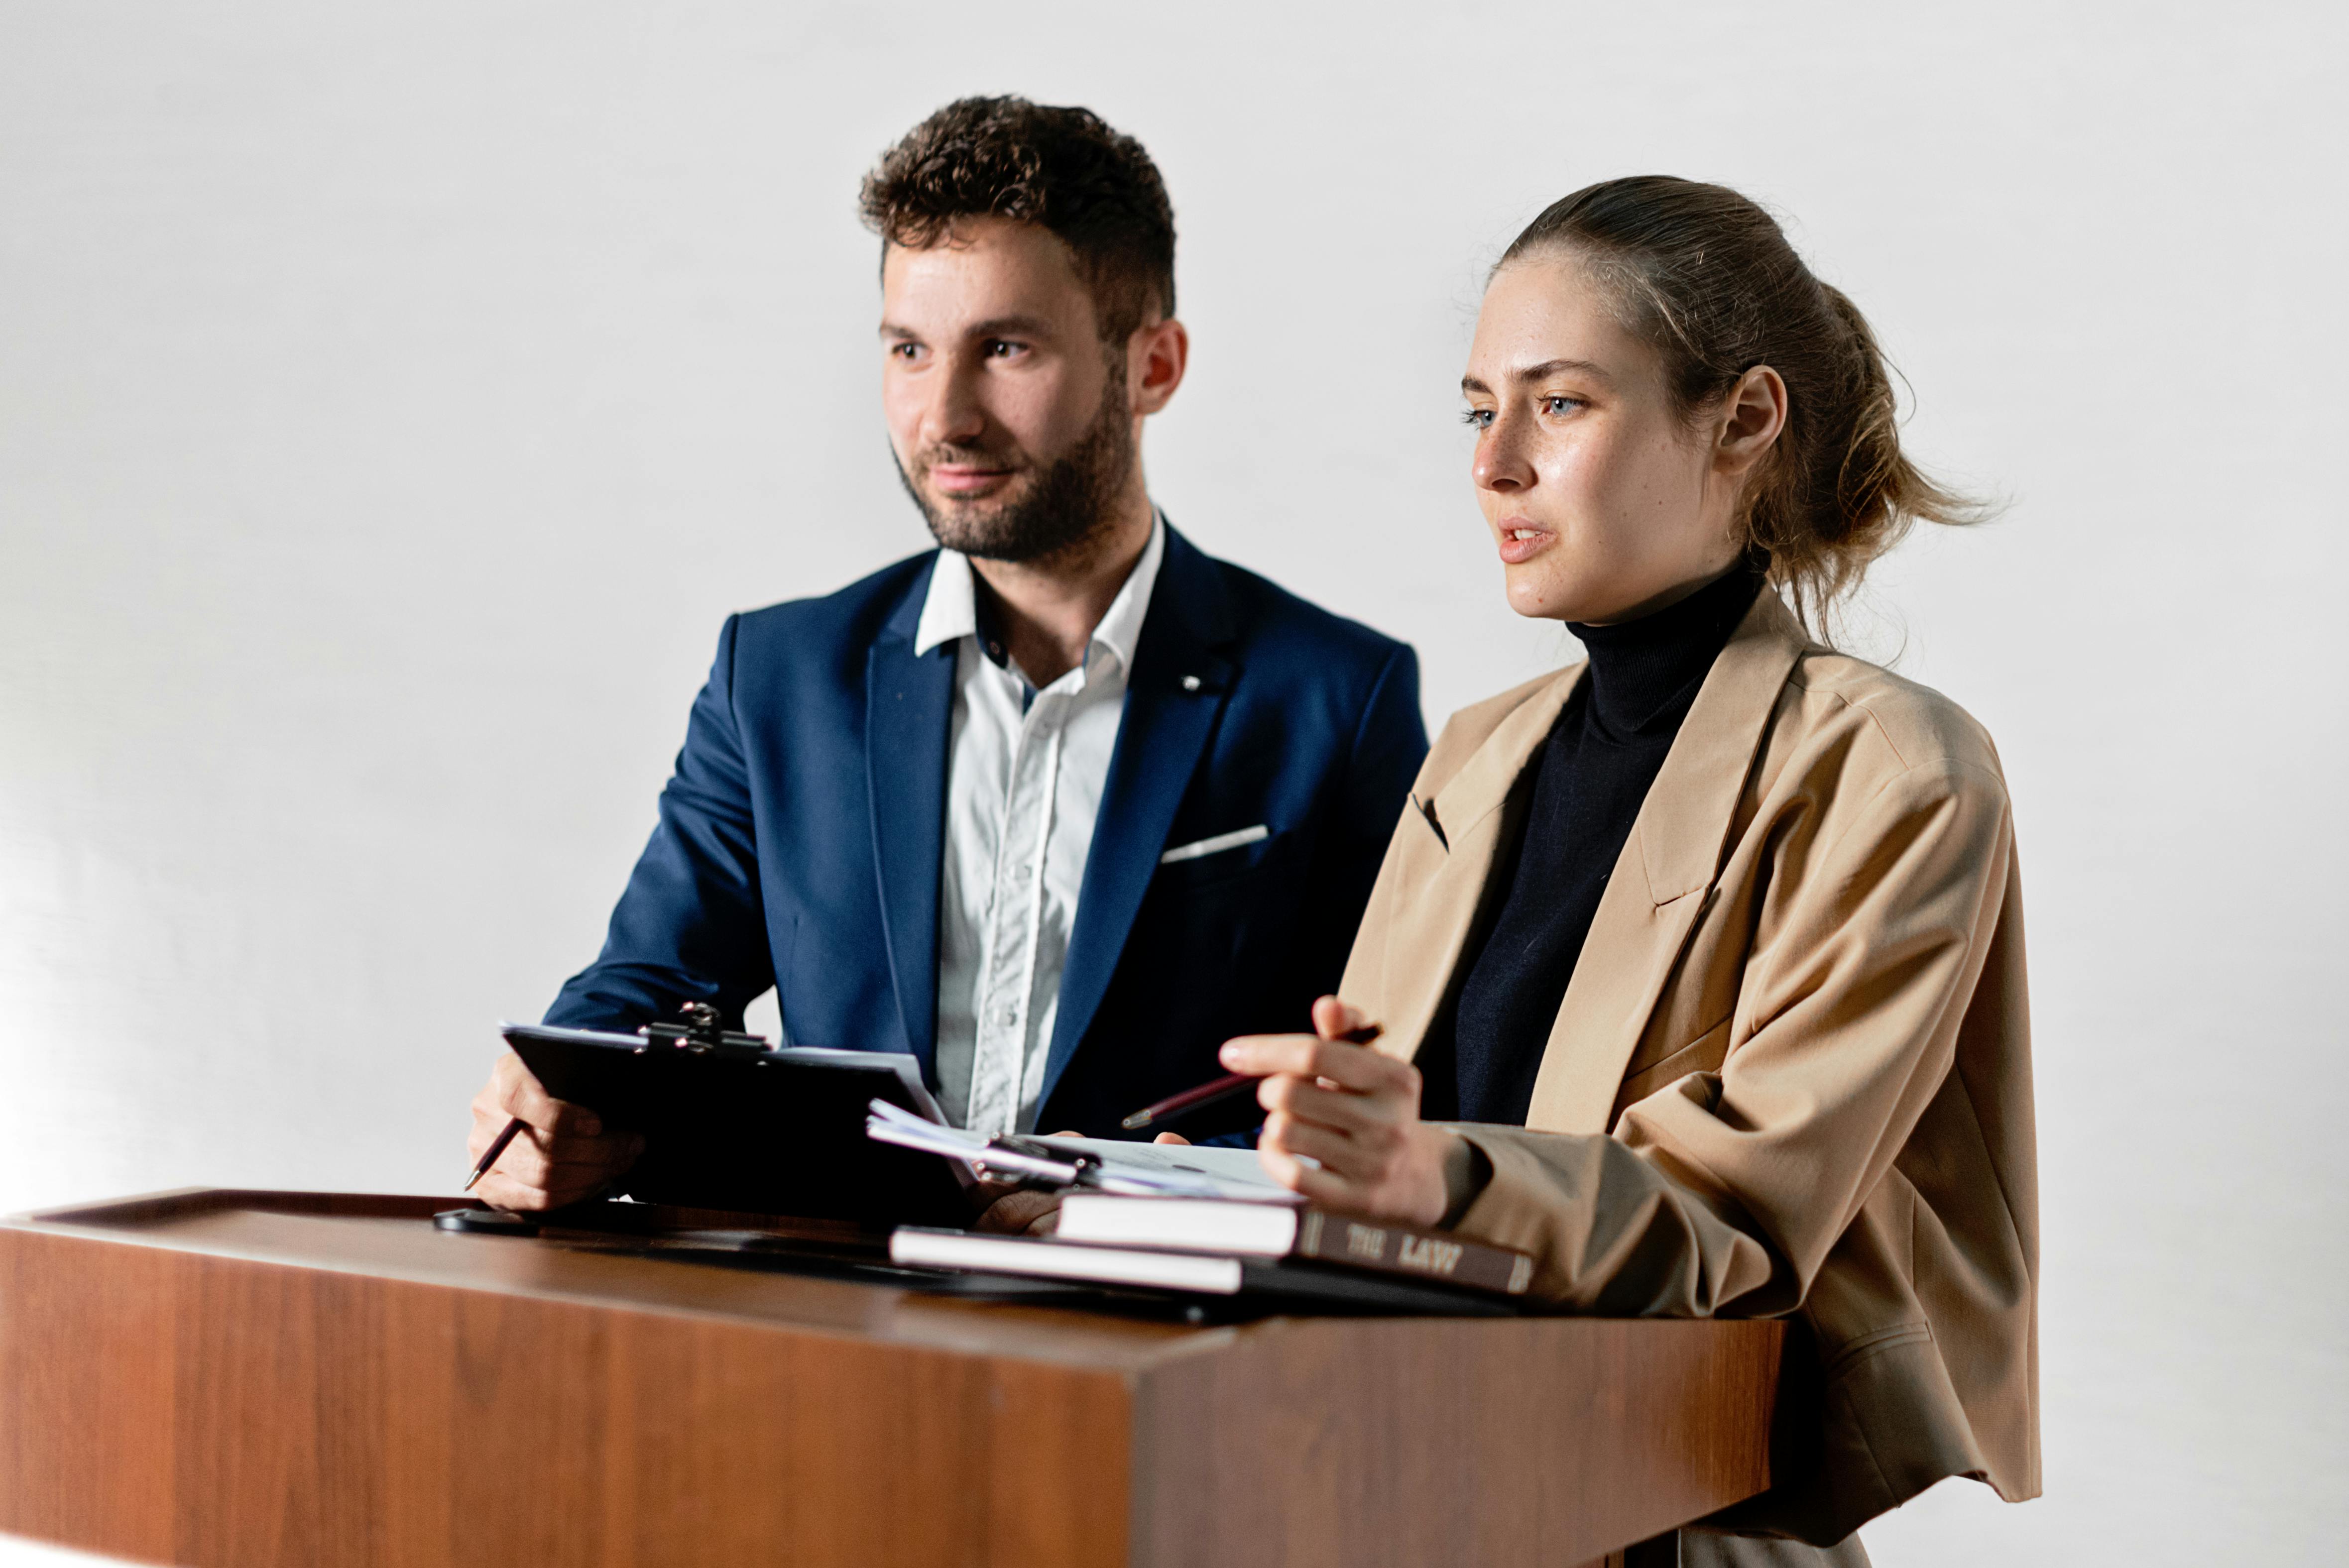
[
  {"xmin": 464, "ymin": 1116, "xmax": 528, "ymax": 1192},
  {"xmin": 1120, "ymin": 1022, "xmax": 1383, "ymax": 1131}
]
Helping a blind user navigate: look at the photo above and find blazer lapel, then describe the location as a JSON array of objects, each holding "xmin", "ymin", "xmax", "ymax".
[
  {"xmin": 1037, "ymin": 527, "xmax": 1236, "ymax": 1109},
  {"xmin": 864, "ymin": 560, "xmax": 955, "ymax": 1078},
  {"xmin": 1521, "ymin": 591, "xmax": 1811, "ymax": 1133},
  {"xmin": 1377, "ymin": 668, "xmax": 1584, "ymax": 1063}
]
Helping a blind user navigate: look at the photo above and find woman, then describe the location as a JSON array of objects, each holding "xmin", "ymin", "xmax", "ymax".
[{"xmin": 1215, "ymin": 179, "xmax": 2037, "ymax": 1562}]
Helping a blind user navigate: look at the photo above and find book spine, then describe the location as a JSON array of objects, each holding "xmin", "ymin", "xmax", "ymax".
[{"xmin": 1292, "ymin": 1211, "xmax": 1533, "ymax": 1296}]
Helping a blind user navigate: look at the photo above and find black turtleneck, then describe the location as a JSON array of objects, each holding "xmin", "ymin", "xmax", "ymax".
[{"xmin": 1430, "ymin": 561, "xmax": 1765, "ymax": 1127}]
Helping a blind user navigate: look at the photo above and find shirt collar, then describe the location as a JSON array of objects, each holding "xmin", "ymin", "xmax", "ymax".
[{"xmin": 914, "ymin": 511, "xmax": 1168, "ymax": 673}]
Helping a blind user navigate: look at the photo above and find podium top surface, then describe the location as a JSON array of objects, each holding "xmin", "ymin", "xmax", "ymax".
[{"xmin": 9, "ymin": 1189, "xmax": 1235, "ymax": 1373}]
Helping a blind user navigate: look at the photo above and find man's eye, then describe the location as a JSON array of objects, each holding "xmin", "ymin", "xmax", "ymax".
[
  {"xmin": 985, "ymin": 339, "xmax": 1026, "ymax": 358},
  {"xmin": 890, "ymin": 342, "xmax": 920, "ymax": 360}
]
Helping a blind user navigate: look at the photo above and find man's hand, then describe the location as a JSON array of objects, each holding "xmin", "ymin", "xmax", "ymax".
[
  {"xmin": 969, "ymin": 1130, "xmax": 1192, "ymax": 1235},
  {"xmin": 1218, "ymin": 996, "xmax": 1463, "ymax": 1228},
  {"xmin": 467, "ymin": 1050, "xmax": 644, "ymax": 1211},
  {"xmin": 973, "ymin": 1187, "xmax": 1065, "ymax": 1235}
]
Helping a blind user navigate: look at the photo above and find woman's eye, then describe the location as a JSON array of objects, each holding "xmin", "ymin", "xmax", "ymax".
[
  {"xmin": 1461, "ymin": 408, "xmax": 1494, "ymax": 430},
  {"xmin": 1543, "ymin": 396, "xmax": 1584, "ymax": 416}
]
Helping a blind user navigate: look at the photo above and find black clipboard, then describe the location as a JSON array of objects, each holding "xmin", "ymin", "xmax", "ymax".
[{"xmin": 501, "ymin": 1022, "xmax": 973, "ymax": 1227}]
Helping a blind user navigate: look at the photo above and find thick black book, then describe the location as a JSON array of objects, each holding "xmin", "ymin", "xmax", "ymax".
[{"xmin": 500, "ymin": 1023, "xmax": 971, "ymax": 1227}]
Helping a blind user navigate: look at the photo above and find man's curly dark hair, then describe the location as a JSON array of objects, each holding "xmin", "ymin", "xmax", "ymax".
[{"xmin": 859, "ymin": 96, "xmax": 1175, "ymax": 344}]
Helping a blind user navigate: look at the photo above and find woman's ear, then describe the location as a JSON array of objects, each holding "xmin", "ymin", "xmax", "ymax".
[{"xmin": 1714, "ymin": 364, "xmax": 1788, "ymax": 477}]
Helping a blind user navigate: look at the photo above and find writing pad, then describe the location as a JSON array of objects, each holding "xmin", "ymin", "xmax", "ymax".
[{"xmin": 501, "ymin": 1024, "xmax": 971, "ymax": 1227}]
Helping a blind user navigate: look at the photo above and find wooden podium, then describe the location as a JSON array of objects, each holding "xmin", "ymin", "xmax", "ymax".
[{"xmin": 0, "ymin": 1192, "xmax": 1785, "ymax": 1567}]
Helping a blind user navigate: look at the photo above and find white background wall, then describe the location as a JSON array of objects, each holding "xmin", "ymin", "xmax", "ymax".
[{"xmin": 3, "ymin": 3, "xmax": 2342, "ymax": 1562}]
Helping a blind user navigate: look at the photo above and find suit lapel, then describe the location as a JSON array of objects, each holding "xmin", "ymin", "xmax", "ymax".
[
  {"xmin": 1376, "ymin": 668, "xmax": 1584, "ymax": 1063},
  {"xmin": 1037, "ymin": 528, "xmax": 1236, "ymax": 1109},
  {"xmin": 864, "ymin": 560, "xmax": 955, "ymax": 1077},
  {"xmin": 1521, "ymin": 591, "xmax": 1811, "ymax": 1133}
]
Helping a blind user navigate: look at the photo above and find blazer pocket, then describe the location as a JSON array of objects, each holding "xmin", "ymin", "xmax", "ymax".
[
  {"xmin": 1154, "ymin": 826, "xmax": 1286, "ymax": 890},
  {"xmin": 1612, "ymin": 1014, "xmax": 1736, "ymax": 1122},
  {"xmin": 1623, "ymin": 1011, "xmax": 1735, "ymax": 1083},
  {"xmin": 1160, "ymin": 823, "xmax": 1270, "ymax": 864}
]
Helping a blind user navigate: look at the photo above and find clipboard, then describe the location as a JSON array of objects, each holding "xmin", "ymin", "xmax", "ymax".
[{"xmin": 501, "ymin": 1017, "xmax": 973, "ymax": 1227}]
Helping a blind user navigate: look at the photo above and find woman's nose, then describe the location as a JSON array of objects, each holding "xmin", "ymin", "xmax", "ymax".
[{"xmin": 1473, "ymin": 421, "xmax": 1531, "ymax": 493}]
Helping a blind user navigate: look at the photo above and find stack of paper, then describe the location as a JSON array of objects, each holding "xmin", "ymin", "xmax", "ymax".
[{"xmin": 862, "ymin": 1100, "xmax": 1297, "ymax": 1202}]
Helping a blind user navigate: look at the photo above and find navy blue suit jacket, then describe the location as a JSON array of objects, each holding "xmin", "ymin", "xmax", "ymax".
[{"xmin": 546, "ymin": 525, "xmax": 1427, "ymax": 1138}]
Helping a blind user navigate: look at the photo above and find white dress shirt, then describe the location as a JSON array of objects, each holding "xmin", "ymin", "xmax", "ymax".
[{"xmin": 914, "ymin": 515, "xmax": 1167, "ymax": 1135}]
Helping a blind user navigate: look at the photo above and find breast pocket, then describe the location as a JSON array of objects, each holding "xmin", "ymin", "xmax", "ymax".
[{"xmin": 1153, "ymin": 824, "xmax": 1288, "ymax": 891}]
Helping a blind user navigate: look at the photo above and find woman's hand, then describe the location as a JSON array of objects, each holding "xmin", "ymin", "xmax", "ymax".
[{"xmin": 1219, "ymin": 997, "xmax": 1465, "ymax": 1228}]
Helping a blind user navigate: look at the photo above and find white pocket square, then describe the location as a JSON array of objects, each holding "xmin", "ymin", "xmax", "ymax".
[{"xmin": 1159, "ymin": 824, "xmax": 1270, "ymax": 864}]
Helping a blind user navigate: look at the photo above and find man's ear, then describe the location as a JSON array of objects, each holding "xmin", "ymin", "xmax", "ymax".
[
  {"xmin": 1128, "ymin": 318, "xmax": 1189, "ymax": 417},
  {"xmin": 1714, "ymin": 364, "xmax": 1788, "ymax": 478}
]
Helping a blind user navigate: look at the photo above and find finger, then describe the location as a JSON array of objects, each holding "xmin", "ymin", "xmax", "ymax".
[
  {"xmin": 527, "ymin": 1127, "xmax": 644, "ymax": 1166},
  {"xmin": 1253, "ymin": 1134, "xmax": 1355, "ymax": 1207},
  {"xmin": 466, "ymin": 1110, "xmax": 504, "ymax": 1161},
  {"xmin": 968, "ymin": 1172, "xmax": 1023, "ymax": 1204},
  {"xmin": 470, "ymin": 1170, "xmax": 559, "ymax": 1212},
  {"xmin": 540, "ymin": 1179, "xmax": 614, "ymax": 1211},
  {"xmin": 469, "ymin": 1094, "xmax": 576, "ymax": 1158},
  {"xmin": 974, "ymin": 1190, "xmax": 1063, "ymax": 1235},
  {"xmin": 1258, "ymin": 1073, "xmax": 1398, "ymax": 1134},
  {"xmin": 1152, "ymin": 1132, "xmax": 1192, "ymax": 1145},
  {"xmin": 1310, "ymin": 995, "xmax": 1373, "ymax": 1041},
  {"xmin": 1218, "ymin": 1032, "xmax": 1327, "ymax": 1080},
  {"xmin": 1263, "ymin": 1110, "xmax": 1400, "ymax": 1186},
  {"xmin": 1294, "ymin": 1038, "xmax": 1419, "ymax": 1097},
  {"xmin": 491, "ymin": 1130, "xmax": 643, "ymax": 1186},
  {"xmin": 492, "ymin": 1052, "xmax": 603, "ymax": 1137},
  {"xmin": 1222, "ymin": 1035, "xmax": 1415, "ymax": 1097}
]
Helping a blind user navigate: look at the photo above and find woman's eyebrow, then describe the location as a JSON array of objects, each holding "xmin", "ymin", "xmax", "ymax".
[
  {"xmin": 1513, "ymin": 357, "xmax": 1612, "ymax": 384},
  {"xmin": 1461, "ymin": 359, "xmax": 1614, "ymax": 396}
]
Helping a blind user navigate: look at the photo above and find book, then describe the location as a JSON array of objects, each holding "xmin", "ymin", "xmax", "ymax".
[
  {"xmin": 863, "ymin": 1099, "xmax": 1298, "ymax": 1202},
  {"xmin": 1054, "ymin": 1195, "xmax": 1535, "ymax": 1298},
  {"xmin": 886, "ymin": 1228, "xmax": 1519, "ymax": 1316}
]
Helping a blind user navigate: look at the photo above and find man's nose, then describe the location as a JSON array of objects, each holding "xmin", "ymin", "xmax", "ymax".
[{"xmin": 920, "ymin": 354, "xmax": 990, "ymax": 451}]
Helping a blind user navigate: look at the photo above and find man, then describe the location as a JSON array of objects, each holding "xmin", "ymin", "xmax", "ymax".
[{"xmin": 468, "ymin": 96, "xmax": 1425, "ymax": 1210}]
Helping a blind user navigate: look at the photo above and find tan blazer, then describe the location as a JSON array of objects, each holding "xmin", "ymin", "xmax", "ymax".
[{"xmin": 1340, "ymin": 590, "xmax": 2039, "ymax": 1544}]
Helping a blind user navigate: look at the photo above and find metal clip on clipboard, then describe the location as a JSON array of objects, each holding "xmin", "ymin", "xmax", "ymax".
[{"xmin": 637, "ymin": 1001, "xmax": 771, "ymax": 1060}]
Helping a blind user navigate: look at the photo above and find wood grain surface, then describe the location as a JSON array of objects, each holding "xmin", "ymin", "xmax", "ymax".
[{"xmin": 0, "ymin": 1191, "xmax": 1784, "ymax": 1568}]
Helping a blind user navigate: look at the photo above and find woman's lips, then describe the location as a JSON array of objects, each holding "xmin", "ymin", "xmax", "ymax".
[{"xmin": 1496, "ymin": 521, "xmax": 1553, "ymax": 565}]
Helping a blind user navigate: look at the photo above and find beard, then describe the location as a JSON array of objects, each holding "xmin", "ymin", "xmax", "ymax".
[{"xmin": 896, "ymin": 369, "xmax": 1136, "ymax": 565}]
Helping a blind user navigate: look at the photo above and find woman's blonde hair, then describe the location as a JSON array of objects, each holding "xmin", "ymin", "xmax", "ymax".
[{"xmin": 1501, "ymin": 177, "xmax": 1987, "ymax": 631}]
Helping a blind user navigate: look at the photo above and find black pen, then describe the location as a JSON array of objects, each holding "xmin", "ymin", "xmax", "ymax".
[{"xmin": 465, "ymin": 1116, "xmax": 528, "ymax": 1192}]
